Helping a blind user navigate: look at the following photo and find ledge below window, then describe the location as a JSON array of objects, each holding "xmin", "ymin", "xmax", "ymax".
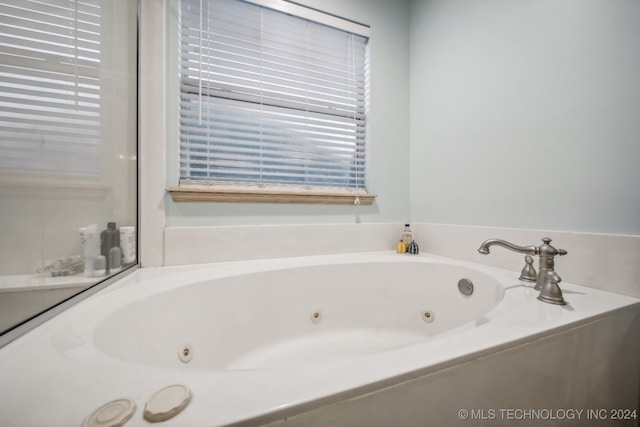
[{"xmin": 167, "ymin": 185, "xmax": 376, "ymax": 205}]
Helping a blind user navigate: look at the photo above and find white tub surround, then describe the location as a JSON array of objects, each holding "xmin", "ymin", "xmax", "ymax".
[
  {"xmin": 265, "ymin": 307, "xmax": 640, "ymax": 427},
  {"xmin": 163, "ymin": 222, "xmax": 640, "ymax": 298},
  {"xmin": 0, "ymin": 252, "xmax": 638, "ymax": 426},
  {"xmin": 413, "ymin": 223, "xmax": 640, "ymax": 298},
  {"xmin": 164, "ymin": 223, "xmax": 406, "ymax": 265}
]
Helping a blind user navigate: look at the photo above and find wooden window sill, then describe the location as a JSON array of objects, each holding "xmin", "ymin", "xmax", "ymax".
[{"xmin": 167, "ymin": 185, "xmax": 376, "ymax": 205}]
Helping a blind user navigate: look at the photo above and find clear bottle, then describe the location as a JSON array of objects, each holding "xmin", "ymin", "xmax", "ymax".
[
  {"xmin": 82, "ymin": 224, "xmax": 100, "ymax": 278},
  {"xmin": 402, "ymin": 224, "xmax": 413, "ymax": 245},
  {"xmin": 119, "ymin": 226, "xmax": 136, "ymax": 265},
  {"xmin": 109, "ymin": 246, "xmax": 122, "ymax": 273}
]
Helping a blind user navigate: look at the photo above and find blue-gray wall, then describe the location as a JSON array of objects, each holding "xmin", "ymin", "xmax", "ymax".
[{"xmin": 409, "ymin": 0, "xmax": 640, "ymax": 234}]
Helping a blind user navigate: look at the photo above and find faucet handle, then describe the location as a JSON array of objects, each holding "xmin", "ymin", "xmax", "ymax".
[
  {"xmin": 540, "ymin": 237, "xmax": 568, "ymax": 257},
  {"xmin": 519, "ymin": 255, "xmax": 537, "ymax": 282},
  {"xmin": 537, "ymin": 270, "xmax": 566, "ymax": 305}
]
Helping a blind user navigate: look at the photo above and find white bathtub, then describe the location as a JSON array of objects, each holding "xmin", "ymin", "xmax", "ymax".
[
  {"xmin": 90, "ymin": 258, "xmax": 504, "ymax": 371},
  {"xmin": 0, "ymin": 252, "xmax": 639, "ymax": 426}
]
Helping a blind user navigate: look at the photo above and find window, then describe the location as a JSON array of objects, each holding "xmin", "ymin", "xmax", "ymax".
[
  {"xmin": 173, "ymin": 0, "xmax": 374, "ymax": 204},
  {"xmin": 0, "ymin": 1, "xmax": 101, "ymax": 178}
]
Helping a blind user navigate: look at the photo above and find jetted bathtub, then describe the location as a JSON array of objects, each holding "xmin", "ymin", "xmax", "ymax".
[{"xmin": 0, "ymin": 252, "xmax": 638, "ymax": 426}]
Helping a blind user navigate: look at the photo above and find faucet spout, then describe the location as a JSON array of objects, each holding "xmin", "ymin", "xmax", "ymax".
[
  {"xmin": 477, "ymin": 239, "xmax": 538, "ymax": 256},
  {"xmin": 477, "ymin": 237, "xmax": 569, "ymax": 305}
]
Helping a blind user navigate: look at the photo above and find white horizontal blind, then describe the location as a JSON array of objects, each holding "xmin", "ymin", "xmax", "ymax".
[
  {"xmin": 0, "ymin": 1, "xmax": 101, "ymax": 177},
  {"xmin": 179, "ymin": 0, "xmax": 369, "ymax": 190}
]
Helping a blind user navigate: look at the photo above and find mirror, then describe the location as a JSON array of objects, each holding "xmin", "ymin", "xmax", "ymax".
[{"xmin": 0, "ymin": 0, "xmax": 138, "ymax": 335}]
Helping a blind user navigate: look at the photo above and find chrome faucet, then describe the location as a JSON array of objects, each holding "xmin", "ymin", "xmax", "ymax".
[{"xmin": 478, "ymin": 237, "xmax": 568, "ymax": 305}]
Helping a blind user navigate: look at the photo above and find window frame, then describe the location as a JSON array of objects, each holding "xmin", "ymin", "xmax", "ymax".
[{"xmin": 168, "ymin": 0, "xmax": 375, "ymax": 205}]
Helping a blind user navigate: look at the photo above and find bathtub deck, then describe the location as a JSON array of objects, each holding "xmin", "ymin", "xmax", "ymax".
[{"xmin": 0, "ymin": 252, "xmax": 638, "ymax": 427}]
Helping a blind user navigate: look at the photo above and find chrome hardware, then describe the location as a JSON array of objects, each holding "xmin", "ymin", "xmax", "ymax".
[
  {"xmin": 478, "ymin": 237, "xmax": 568, "ymax": 305},
  {"xmin": 533, "ymin": 238, "xmax": 568, "ymax": 292},
  {"xmin": 477, "ymin": 239, "xmax": 538, "ymax": 256},
  {"xmin": 458, "ymin": 278, "xmax": 474, "ymax": 296},
  {"xmin": 537, "ymin": 271, "xmax": 566, "ymax": 305},
  {"xmin": 519, "ymin": 255, "xmax": 537, "ymax": 282}
]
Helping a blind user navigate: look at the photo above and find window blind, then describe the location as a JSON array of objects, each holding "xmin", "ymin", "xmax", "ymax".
[
  {"xmin": 179, "ymin": 0, "xmax": 369, "ymax": 190},
  {"xmin": 0, "ymin": 1, "xmax": 101, "ymax": 177}
]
